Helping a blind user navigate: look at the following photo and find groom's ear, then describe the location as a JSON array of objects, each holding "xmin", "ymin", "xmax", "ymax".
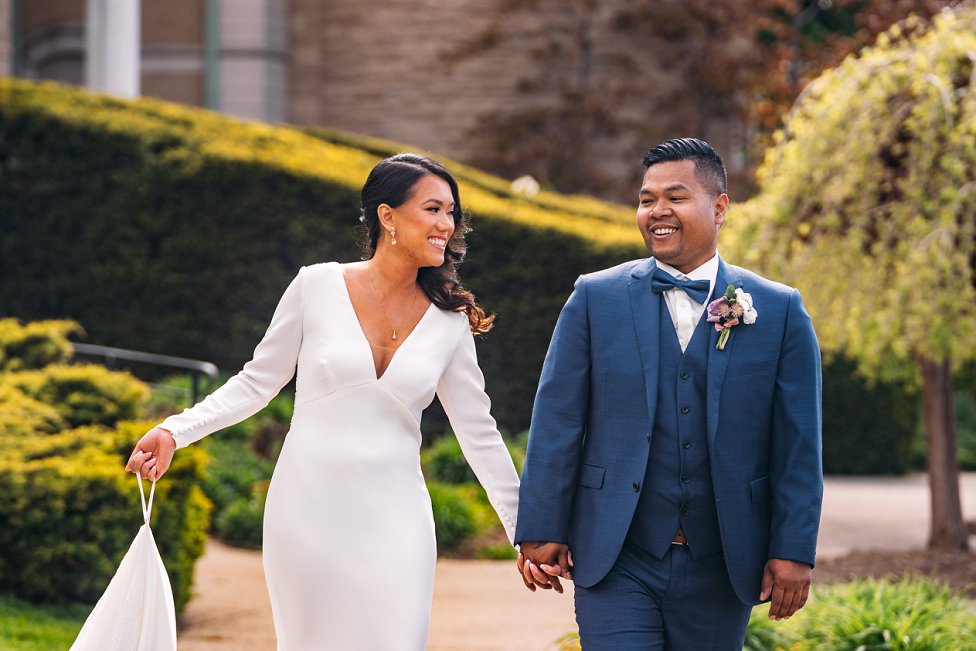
[{"xmin": 714, "ymin": 193, "xmax": 729, "ymax": 226}]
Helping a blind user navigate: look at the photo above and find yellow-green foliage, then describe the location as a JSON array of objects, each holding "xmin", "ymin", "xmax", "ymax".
[
  {"xmin": 0, "ymin": 421, "xmax": 210, "ymax": 614},
  {"xmin": 1, "ymin": 364, "xmax": 150, "ymax": 428},
  {"xmin": 0, "ymin": 384, "xmax": 66, "ymax": 436},
  {"xmin": 0, "ymin": 318, "xmax": 81, "ymax": 372},
  {"xmin": 729, "ymin": 8, "xmax": 976, "ymax": 383}
]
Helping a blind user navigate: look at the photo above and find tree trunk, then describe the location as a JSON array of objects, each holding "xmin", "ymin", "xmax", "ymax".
[{"xmin": 918, "ymin": 356, "xmax": 969, "ymax": 551}]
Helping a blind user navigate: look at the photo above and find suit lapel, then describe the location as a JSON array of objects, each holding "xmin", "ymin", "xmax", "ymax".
[
  {"xmin": 629, "ymin": 258, "xmax": 660, "ymax": 428},
  {"xmin": 706, "ymin": 258, "xmax": 741, "ymax": 447}
]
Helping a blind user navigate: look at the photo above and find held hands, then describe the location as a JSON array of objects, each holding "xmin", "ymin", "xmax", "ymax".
[
  {"xmin": 517, "ymin": 541, "xmax": 573, "ymax": 593},
  {"xmin": 760, "ymin": 558, "xmax": 811, "ymax": 621},
  {"xmin": 125, "ymin": 427, "xmax": 177, "ymax": 481}
]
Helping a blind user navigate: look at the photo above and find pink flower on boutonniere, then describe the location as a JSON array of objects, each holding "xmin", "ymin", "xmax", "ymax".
[{"xmin": 706, "ymin": 285, "xmax": 758, "ymax": 350}]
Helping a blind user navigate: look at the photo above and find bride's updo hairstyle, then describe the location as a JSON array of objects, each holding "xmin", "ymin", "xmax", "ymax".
[{"xmin": 360, "ymin": 153, "xmax": 494, "ymax": 335}]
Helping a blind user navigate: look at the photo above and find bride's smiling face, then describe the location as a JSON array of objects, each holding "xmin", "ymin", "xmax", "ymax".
[{"xmin": 381, "ymin": 174, "xmax": 456, "ymax": 267}]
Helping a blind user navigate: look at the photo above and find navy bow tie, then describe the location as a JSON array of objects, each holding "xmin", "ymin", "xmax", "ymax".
[{"xmin": 650, "ymin": 267, "xmax": 711, "ymax": 304}]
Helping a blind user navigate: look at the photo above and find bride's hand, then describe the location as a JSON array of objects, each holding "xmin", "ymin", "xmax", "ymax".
[{"xmin": 125, "ymin": 427, "xmax": 177, "ymax": 481}]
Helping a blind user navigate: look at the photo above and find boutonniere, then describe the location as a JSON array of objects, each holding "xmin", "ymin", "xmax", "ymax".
[{"xmin": 706, "ymin": 285, "xmax": 758, "ymax": 350}]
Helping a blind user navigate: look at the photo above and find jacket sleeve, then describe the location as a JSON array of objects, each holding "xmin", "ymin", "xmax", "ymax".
[
  {"xmin": 158, "ymin": 267, "xmax": 305, "ymax": 448},
  {"xmin": 768, "ymin": 288, "xmax": 823, "ymax": 566},
  {"xmin": 514, "ymin": 276, "xmax": 591, "ymax": 546},
  {"xmin": 436, "ymin": 318, "xmax": 520, "ymax": 544}
]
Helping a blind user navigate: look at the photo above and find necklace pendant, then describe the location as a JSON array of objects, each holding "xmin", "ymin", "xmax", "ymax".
[{"xmin": 391, "ymin": 330, "xmax": 398, "ymax": 341}]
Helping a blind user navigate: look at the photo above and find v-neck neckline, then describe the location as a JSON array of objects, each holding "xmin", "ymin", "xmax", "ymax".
[{"xmin": 334, "ymin": 262, "xmax": 436, "ymax": 381}]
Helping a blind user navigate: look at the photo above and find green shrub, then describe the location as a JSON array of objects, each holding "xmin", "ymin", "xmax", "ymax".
[
  {"xmin": 1, "ymin": 364, "xmax": 150, "ymax": 429},
  {"xmin": 0, "ymin": 78, "xmax": 640, "ymax": 434},
  {"xmin": 0, "ymin": 319, "xmax": 81, "ymax": 372},
  {"xmin": 0, "ymin": 421, "xmax": 210, "ymax": 614},
  {"xmin": 422, "ymin": 430, "xmax": 525, "ymax": 484},
  {"xmin": 821, "ymin": 358, "xmax": 918, "ymax": 474},
  {"xmin": 422, "ymin": 436, "xmax": 477, "ymax": 484},
  {"xmin": 427, "ymin": 482, "xmax": 477, "ymax": 551},
  {"xmin": 200, "ymin": 437, "xmax": 274, "ymax": 514},
  {"xmin": 214, "ymin": 485, "xmax": 268, "ymax": 549},
  {"xmin": 745, "ymin": 577, "xmax": 976, "ymax": 650}
]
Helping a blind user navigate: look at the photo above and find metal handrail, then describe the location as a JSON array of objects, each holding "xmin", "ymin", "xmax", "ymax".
[{"xmin": 70, "ymin": 342, "xmax": 219, "ymax": 403}]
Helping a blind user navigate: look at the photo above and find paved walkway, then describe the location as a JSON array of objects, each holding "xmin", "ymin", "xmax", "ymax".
[{"xmin": 177, "ymin": 473, "xmax": 976, "ymax": 650}]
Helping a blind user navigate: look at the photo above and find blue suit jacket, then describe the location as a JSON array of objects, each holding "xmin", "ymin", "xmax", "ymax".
[{"xmin": 515, "ymin": 257, "xmax": 823, "ymax": 605}]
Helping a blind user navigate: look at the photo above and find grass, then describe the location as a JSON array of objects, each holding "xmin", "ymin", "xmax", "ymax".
[{"xmin": 0, "ymin": 594, "xmax": 88, "ymax": 651}]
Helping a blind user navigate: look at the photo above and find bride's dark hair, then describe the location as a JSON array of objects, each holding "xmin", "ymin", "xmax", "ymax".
[{"xmin": 359, "ymin": 153, "xmax": 494, "ymax": 334}]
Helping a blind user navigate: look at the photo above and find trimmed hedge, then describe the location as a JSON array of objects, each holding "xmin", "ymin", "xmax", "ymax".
[
  {"xmin": 821, "ymin": 358, "xmax": 919, "ymax": 474},
  {"xmin": 0, "ymin": 421, "xmax": 210, "ymax": 614},
  {"xmin": 0, "ymin": 78, "xmax": 639, "ymax": 433}
]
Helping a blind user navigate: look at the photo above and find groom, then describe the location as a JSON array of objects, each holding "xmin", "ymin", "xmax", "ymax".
[{"xmin": 515, "ymin": 138, "xmax": 822, "ymax": 649}]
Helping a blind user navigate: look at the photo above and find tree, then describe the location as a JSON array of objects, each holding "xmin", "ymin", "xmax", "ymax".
[
  {"xmin": 730, "ymin": 7, "xmax": 976, "ymax": 550},
  {"xmin": 454, "ymin": 0, "xmax": 953, "ymax": 200}
]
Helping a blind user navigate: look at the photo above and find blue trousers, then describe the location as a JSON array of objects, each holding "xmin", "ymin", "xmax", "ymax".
[{"xmin": 574, "ymin": 543, "xmax": 752, "ymax": 650}]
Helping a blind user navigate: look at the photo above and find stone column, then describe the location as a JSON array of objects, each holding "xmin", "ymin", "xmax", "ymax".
[{"xmin": 85, "ymin": 0, "xmax": 140, "ymax": 96}]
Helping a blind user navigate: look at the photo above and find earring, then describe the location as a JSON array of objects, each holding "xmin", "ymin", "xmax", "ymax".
[{"xmin": 389, "ymin": 228, "xmax": 397, "ymax": 246}]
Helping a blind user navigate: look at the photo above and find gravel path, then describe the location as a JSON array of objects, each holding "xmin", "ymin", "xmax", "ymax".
[{"xmin": 176, "ymin": 473, "xmax": 976, "ymax": 650}]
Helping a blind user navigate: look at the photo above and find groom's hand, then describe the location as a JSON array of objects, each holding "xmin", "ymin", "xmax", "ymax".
[
  {"xmin": 518, "ymin": 541, "xmax": 572, "ymax": 593},
  {"xmin": 760, "ymin": 558, "xmax": 811, "ymax": 621}
]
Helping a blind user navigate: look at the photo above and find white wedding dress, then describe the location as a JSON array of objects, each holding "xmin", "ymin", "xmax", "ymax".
[{"xmin": 158, "ymin": 262, "xmax": 519, "ymax": 650}]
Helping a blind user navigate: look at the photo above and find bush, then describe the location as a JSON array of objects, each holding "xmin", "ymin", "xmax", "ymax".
[
  {"xmin": 0, "ymin": 421, "xmax": 210, "ymax": 614},
  {"xmin": 1, "ymin": 364, "xmax": 150, "ymax": 429},
  {"xmin": 0, "ymin": 78, "xmax": 641, "ymax": 434},
  {"xmin": 0, "ymin": 384, "xmax": 66, "ymax": 436},
  {"xmin": 427, "ymin": 482, "xmax": 477, "ymax": 551},
  {"xmin": 200, "ymin": 438, "xmax": 274, "ymax": 514},
  {"xmin": 0, "ymin": 319, "xmax": 81, "ymax": 372},
  {"xmin": 746, "ymin": 577, "xmax": 976, "ymax": 650},
  {"xmin": 214, "ymin": 484, "xmax": 268, "ymax": 549},
  {"xmin": 821, "ymin": 358, "xmax": 918, "ymax": 474},
  {"xmin": 422, "ymin": 436, "xmax": 477, "ymax": 484}
]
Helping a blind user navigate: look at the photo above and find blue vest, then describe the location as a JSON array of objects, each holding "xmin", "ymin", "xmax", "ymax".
[{"xmin": 626, "ymin": 297, "xmax": 722, "ymax": 559}]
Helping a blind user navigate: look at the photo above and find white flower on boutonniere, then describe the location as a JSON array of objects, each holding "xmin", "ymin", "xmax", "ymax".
[
  {"xmin": 706, "ymin": 285, "xmax": 759, "ymax": 350},
  {"xmin": 735, "ymin": 288, "xmax": 758, "ymax": 325}
]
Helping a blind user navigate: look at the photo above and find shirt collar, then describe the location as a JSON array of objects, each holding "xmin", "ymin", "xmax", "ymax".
[{"xmin": 656, "ymin": 254, "xmax": 719, "ymax": 285}]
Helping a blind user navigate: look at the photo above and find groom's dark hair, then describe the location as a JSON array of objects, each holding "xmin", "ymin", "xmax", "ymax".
[{"xmin": 642, "ymin": 138, "xmax": 727, "ymax": 197}]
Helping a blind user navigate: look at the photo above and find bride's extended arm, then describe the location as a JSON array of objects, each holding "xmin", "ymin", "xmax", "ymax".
[
  {"xmin": 436, "ymin": 320, "xmax": 519, "ymax": 544},
  {"xmin": 128, "ymin": 267, "xmax": 306, "ymax": 478}
]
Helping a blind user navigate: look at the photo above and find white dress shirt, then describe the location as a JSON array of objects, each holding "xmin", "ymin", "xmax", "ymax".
[{"xmin": 655, "ymin": 254, "xmax": 719, "ymax": 352}]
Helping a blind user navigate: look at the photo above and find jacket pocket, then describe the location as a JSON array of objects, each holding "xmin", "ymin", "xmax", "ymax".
[
  {"xmin": 579, "ymin": 463, "xmax": 606, "ymax": 489},
  {"xmin": 750, "ymin": 475, "xmax": 770, "ymax": 503}
]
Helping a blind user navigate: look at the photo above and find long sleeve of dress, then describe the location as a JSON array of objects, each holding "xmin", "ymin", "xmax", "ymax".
[
  {"xmin": 159, "ymin": 267, "xmax": 305, "ymax": 449},
  {"xmin": 436, "ymin": 321, "xmax": 520, "ymax": 544}
]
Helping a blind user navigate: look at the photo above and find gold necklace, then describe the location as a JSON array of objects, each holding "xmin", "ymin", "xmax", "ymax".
[{"xmin": 367, "ymin": 264, "xmax": 419, "ymax": 341}]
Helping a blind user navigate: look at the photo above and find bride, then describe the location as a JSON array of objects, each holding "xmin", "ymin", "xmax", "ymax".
[{"xmin": 125, "ymin": 153, "xmax": 520, "ymax": 650}]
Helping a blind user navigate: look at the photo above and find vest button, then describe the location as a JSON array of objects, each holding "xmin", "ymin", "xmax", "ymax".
[
  {"xmin": 682, "ymin": 475, "xmax": 691, "ymax": 483},
  {"xmin": 681, "ymin": 406, "xmax": 690, "ymax": 414},
  {"xmin": 683, "ymin": 441, "xmax": 692, "ymax": 449},
  {"xmin": 680, "ymin": 371, "xmax": 689, "ymax": 380},
  {"xmin": 632, "ymin": 481, "xmax": 641, "ymax": 492},
  {"xmin": 681, "ymin": 508, "xmax": 689, "ymax": 516}
]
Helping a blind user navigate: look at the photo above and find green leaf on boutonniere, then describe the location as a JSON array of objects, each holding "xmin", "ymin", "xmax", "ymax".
[{"xmin": 724, "ymin": 284, "xmax": 736, "ymax": 300}]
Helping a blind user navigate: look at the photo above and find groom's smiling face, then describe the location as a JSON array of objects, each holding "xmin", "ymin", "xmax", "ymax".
[{"xmin": 636, "ymin": 159, "xmax": 728, "ymax": 274}]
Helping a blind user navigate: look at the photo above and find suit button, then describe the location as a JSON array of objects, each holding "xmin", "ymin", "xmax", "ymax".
[
  {"xmin": 633, "ymin": 481, "xmax": 641, "ymax": 492},
  {"xmin": 683, "ymin": 441, "xmax": 692, "ymax": 449},
  {"xmin": 680, "ymin": 371, "xmax": 689, "ymax": 380},
  {"xmin": 682, "ymin": 475, "xmax": 691, "ymax": 483},
  {"xmin": 681, "ymin": 508, "xmax": 689, "ymax": 516},
  {"xmin": 681, "ymin": 406, "xmax": 690, "ymax": 414},
  {"xmin": 647, "ymin": 434, "xmax": 652, "ymax": 443}
]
